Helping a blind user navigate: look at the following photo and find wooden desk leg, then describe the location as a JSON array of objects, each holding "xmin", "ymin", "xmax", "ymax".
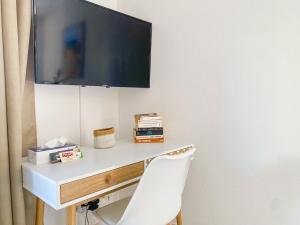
[
  {"xmin": 36, "ymin": 198, "xmax": 45, "ymax": 225},
  {"xmin": 67, "ymin": 205, "xmax": 77, "ymax": 225},
  {"xmin": 176, "ymin": 210, "xmax": 183, "ymax": 225}
]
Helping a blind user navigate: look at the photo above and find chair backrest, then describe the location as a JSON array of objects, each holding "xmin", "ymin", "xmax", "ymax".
[{"xmin": 117, "ymin": 147, "xmax": 196, "ymax": 225}]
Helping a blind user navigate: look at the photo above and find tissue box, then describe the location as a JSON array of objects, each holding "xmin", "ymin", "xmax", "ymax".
[{"xmin": 27, "ymin": 143, "xmax": 77, "ymax": 165}]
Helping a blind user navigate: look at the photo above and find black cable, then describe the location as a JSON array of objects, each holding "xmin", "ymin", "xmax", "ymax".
[
  {"xmin": 85, "ymin": 206, "xmax": 90, "ymax": 225},
  {"xmin": 85, "ymin": 207, "xmax": 87, "ymax": 225}
]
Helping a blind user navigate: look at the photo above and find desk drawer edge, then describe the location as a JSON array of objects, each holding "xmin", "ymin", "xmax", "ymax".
[{"xmin": 60, "ymin": 161, "xmax": 144, "ymax": 204}]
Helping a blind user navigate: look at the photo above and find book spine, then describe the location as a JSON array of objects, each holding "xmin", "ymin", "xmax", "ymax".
[
  {"xmin": 135, "ymin": 129, "xmax": 163, "ymax": 136},
  {"xmin": 135, "ymin": 127, "xmax": 163, "ymax": 131},
  {"xmin": 137, "ymin": 120, "xmax": 162, "ymax": 124},
  {"xmin": 134, "ymin": 113, "xmax": 158, "ymax": 121},
  {"xmin": 135, "ymin": 135, "xmax": 164, "ymax": 140},
  {"xmin": 137, "ymin": 123, "xmax": 163, "ymax": 128},
  {"xmin": 134, "ymin": 138, "xmax": 164, "ymax": 143},
  {"xmin": 139, "ymin": 116, "xmax": 162, "ymax": 121}
]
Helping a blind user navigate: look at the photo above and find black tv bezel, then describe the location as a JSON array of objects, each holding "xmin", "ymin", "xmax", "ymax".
[{"xmin": 32, "ymin": 0, "xmax": 152, "ymax": 88}]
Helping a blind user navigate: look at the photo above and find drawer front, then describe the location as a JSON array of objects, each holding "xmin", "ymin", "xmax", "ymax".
[{"xmin": 60, "ymin": 162, "xmax": 144, "ymax": 204}]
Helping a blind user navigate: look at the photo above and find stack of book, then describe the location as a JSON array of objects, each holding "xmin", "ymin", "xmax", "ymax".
[{"xmin": 134, "ymin": 113, "xmax": 164, "ymax": 143}]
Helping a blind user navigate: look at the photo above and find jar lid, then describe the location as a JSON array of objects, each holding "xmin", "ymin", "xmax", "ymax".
[{"xmin": 93, "ymin": 127, "xmax": 115, "ymax": 137}]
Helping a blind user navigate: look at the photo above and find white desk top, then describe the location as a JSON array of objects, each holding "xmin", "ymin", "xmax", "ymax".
[{"xmin": 22, "ymin": 139, "xmax": 194, "ymax": 184}]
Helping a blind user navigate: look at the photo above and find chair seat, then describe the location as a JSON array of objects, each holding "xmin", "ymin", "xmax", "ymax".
[{"xmin": 96, "ymin": 197, "xmax": 131, "ymax": 225}]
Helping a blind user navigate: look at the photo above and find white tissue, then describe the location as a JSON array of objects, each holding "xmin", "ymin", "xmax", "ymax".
[{"xmin": 42, "ymin": 136, "xmax": 67, "ymax": 149}]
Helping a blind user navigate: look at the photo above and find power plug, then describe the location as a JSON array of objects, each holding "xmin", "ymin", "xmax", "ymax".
[{"xmin": 87, "ymin": 199, "xmax": 100, "ymax": 211}]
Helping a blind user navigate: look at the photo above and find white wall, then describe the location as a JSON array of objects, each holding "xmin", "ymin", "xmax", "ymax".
[
  {"xmin": 35, "ymin": 85, "xmax": 119, "ymax": 147},
  {"xmin": 86, "ymin": 0, "xmax": 116, "ymax": 9},
  {"xmin": 35, "ymin": 85, "xmax": 81, "ymax": 145},
  {"xmin": 117, "ymin": 0, "xmax": 300, "ymax": 225},
  {"xmin": 80, "ymin": 86, "xmax": 119, "ymax": 146}
]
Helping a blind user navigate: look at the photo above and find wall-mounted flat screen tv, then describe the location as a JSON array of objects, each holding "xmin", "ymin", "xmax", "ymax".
[{"xmin": 33, "ymin": 0, "xmax": 152, "ymax": 88}]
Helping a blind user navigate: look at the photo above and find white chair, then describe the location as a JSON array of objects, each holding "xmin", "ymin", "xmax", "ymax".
[{"xmin": 95, "ymin": 147, "xmax": 196, "ymax": 225}]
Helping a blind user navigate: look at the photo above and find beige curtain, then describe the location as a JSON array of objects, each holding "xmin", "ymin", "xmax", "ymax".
[
  {"xmin": 23, "ymin": 26, "xmax": 38, "ymax": 225},
  {"xmin": 0, "ymin": 0, "xmax": 32, "ymax": 225}
]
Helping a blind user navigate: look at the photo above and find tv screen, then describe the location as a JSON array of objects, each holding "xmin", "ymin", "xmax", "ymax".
[{"xmin": 33, "ymin": 0, "xmax": 152, "ymax": 87}]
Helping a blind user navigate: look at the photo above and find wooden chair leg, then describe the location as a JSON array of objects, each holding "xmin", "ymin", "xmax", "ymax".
[
  {"xmin": 67, "ymin": 205, "xmax": 77, "ymax": 225},
  {"xmin": 35, "ymin": 198, "xmax": 45, "ymax": 225},
  {"xmin": 176, "ymin": 210, "xmax": 183, "ymax": 225}
]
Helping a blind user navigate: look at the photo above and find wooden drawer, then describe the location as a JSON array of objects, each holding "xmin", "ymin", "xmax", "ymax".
[{"xmin": 60, "ymin": 162, "xmax": 144, "ymax": 203}]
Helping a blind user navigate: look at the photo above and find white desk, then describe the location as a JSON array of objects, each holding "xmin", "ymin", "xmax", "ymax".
[{"xmin": 22, "ymin": 139, "xmax": 194, "ymax": 225}]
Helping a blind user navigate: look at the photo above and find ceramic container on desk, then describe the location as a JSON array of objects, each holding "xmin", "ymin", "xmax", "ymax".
[{"xmin": 94, "ymin": 127, "xmax": 116, "ymax": 149}]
